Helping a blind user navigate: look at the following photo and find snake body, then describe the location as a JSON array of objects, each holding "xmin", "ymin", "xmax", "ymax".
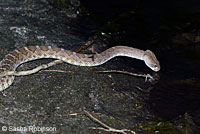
[{"xmin": 0, "ymin": 46, "xmax": 160, "ymax": 91}]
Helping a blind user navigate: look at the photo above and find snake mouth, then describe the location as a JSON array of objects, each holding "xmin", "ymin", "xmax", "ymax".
[{"xmin": 153, "ymin": 66, "xmax": 160, "ymax": 72}]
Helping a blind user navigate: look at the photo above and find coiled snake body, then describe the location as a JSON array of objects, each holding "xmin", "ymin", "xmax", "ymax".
[{"xmin": 0, "ymin": 46, "xmax": 160, "ymax": 91}]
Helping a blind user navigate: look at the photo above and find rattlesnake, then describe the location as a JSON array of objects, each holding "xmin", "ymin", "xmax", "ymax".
[{"xmin": 0, "ymin": 45, "xmax": 160, "ymax": 91}]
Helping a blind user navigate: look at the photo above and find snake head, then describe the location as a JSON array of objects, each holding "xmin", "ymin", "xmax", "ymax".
[{"xmin": 143, "ymin": 50, "xmax": 160, "ymax": 72}]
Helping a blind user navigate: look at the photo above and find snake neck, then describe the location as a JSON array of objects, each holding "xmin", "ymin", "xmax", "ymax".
[
  {"xmin": 94, "ymin": 46, "xmax": 146, "ymax": 65},
  {"xmin": 94, "ymin": 46, "xmax": 160, "ymax": 71}
]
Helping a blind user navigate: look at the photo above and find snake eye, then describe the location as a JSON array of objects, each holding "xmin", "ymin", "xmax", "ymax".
[
  {"xmin": 153, "ymin": 63, "xmax": 160, "ymax": 71},
  {"xmin": 154, "ymin": 64, "xmax": 158, "ymax": 68}
]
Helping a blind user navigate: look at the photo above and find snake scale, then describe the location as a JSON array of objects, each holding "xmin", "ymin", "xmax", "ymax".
[{"xmin": 0, "ymin": 45, "xmax": 160, "ymax": 91}]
